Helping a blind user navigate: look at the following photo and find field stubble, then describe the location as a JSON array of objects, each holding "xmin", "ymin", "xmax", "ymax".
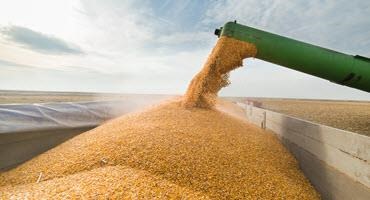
[{"xmin": 259, "ymin": 99, "xmax": 370, "ymax": 136}]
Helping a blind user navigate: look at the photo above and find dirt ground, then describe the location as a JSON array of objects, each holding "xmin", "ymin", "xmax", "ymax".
[
  {"xmin": 0, "ymin": 90, "xmax": 127, "ymax": 104},
  {"xmin": 1, "ymin": 90, "xmax": 369, "ymax": 136},
  {"xmin": 252, "ymin": 98, "xmax": 370, "ymax": 137}
]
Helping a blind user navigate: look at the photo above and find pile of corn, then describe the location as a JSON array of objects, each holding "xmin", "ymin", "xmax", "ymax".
[{"xmin": 0, "ymin": 36, "xmax": 320, "ymax": 199}]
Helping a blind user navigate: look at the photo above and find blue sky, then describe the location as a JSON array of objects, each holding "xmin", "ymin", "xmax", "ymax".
[{"xmin": 0, "ymin": 0, "xmax": 369, "ymax": 100}]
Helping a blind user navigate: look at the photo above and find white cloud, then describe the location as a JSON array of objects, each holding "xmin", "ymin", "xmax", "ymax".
[
  {"xmin": 0, "ymin": 0, "xmax": 82, "ymax": 42},
  {"xmin": 77, "ymin": 1, "xmax": 154, "ymax": 52},
  {"xmin": 0, "ymin": 26, "xmax": 84, "ymax": 55}
]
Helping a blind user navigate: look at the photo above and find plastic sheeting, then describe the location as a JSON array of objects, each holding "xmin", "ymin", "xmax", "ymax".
[{"xmin": 0, "ymin": 95, "xmax": 173, "ymax": 134}]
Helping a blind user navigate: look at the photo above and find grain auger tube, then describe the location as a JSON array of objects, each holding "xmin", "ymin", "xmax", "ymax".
[{"xmin": 215, "ymin": 21, "xmax": 370, "ymax": 93}]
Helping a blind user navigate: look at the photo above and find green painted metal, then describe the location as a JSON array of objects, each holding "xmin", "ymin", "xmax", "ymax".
[{"xmin": 215, "ymin": 21, "xmax": 370, "ymax": 93}]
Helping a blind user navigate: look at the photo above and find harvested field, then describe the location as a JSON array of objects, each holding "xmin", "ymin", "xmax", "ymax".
[
  {"xmin": 0, "ymin": 99, "xmax": 319, "ymax": 199},
  {"xmin": 2, "ymin": 90, "xmax": 368, "ymax": 137},
  {"xmin": 0, "ymin": 90, "xmax": 172, "ymax": 104},
  {"xmin": 256, "ymin": 99, "xmax": 370, "ymax": 136}
]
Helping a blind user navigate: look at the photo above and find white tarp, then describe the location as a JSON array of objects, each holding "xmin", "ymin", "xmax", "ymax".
[{"xmin": 0, "ymin": 95, "xmax": 173, "ymax": 134}]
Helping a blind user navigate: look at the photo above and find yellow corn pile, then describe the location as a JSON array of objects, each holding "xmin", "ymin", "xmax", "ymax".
[{"xmin": 0, "ymin": 36, "xmax": 320, "ymax": 199}]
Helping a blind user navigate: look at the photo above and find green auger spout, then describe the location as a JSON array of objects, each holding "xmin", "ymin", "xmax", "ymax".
[{"xmin": 215, "ymin": 21, "xmax": 370, "ymax": 93}]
